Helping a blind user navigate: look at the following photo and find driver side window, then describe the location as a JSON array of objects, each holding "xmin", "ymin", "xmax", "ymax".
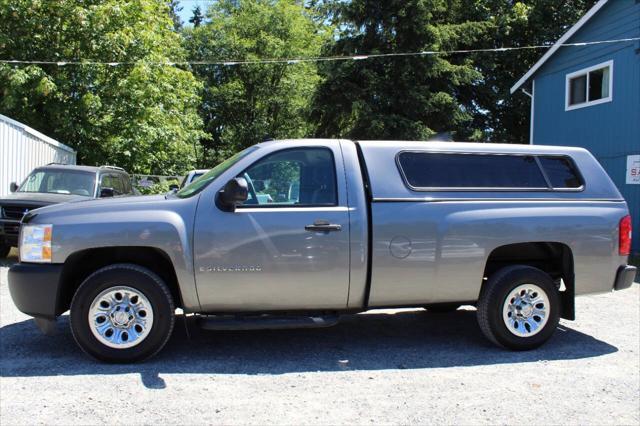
[{"xmin": 240, "ymin": 148, "xmax": 337, "ymax": 207}]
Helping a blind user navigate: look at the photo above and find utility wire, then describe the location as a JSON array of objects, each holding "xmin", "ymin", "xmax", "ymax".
[{"xmin": 1, "ymin": 37, "xmax": 638, "ymax": 67}]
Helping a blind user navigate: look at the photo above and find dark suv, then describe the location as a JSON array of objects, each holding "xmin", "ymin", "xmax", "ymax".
[{"xmin": 0, "ymin": 164, "xmax": 134, "ymax": 257}]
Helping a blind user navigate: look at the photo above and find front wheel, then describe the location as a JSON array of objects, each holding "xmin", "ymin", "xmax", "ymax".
[
  {"xmin": 477, "ymin": 265, "xmax": 560, "ymax": 350},
  {"xmin": 70, "ymin": 264, "xmax": 175, "ymax": 363}
]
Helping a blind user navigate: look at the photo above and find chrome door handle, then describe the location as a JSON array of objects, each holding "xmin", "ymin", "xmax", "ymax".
[{"xmin": 305, "ymin": 220, "xmax": 342, "ymax": 232}]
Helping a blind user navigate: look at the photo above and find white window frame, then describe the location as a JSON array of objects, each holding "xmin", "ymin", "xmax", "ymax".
[{"xmin": 565, "ymin": 60, "xmax": 613, "ymax": 111}]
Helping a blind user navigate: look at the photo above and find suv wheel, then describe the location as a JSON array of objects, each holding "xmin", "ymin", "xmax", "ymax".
[
  {"xmin": 70, "ymin": 264, "xmax": 175, "ymax": 363},
  {"xmin": 477, "ymin": 265, "xmax": 560, "ymax": 350}
]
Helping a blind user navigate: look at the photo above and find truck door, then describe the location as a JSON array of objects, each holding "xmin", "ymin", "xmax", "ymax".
[{"xmin": 193, "ymin": 142, "xmax": 350, "ymax": 311}]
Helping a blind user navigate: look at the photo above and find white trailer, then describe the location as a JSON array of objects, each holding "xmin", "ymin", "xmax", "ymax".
[{"xmin": 0, "ymin": 114, "xmax": 76, "ymax": 197}]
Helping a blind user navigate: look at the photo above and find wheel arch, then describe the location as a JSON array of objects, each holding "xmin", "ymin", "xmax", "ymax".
[
  {"xmin": 483, "ymin": 242, "xmax": 575, "ymax": 320},
  {"xmin": 57, "ymin": 247, "xmax": 184, "ymax": 316}
]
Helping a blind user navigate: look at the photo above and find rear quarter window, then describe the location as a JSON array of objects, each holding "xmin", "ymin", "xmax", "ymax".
[
  {"xmin": 538, "ymin": 156, "xmax": 583, "ymax": 189},
  {"xmin": 397, "ymin": 152, "xmax": 548, "ymax": 190}
]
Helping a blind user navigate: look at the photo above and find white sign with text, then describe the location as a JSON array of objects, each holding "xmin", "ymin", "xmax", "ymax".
[{"xmin": 627, "ymin": 155, "xmax": 640, "ymax": 185}]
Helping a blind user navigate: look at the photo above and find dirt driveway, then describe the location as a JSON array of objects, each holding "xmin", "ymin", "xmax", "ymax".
[{"xmin": 1, "ymin": 255, "xmax": 638, "ymax": 425}]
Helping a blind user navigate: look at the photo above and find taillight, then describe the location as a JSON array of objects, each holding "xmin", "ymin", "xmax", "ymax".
[{"xmin": 619, "ymin": 215, "xmax": 632, "ymax": 256}]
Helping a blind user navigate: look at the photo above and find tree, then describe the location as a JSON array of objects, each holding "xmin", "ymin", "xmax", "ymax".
[
  {"xmin": 312, "ymin": 0, "xmax": 489, "ymax": 141},
  {"xmin": 311, "ymin": 0, "xmax": 597, "ymax": 143},
  {"xmin": 0, "ymin": 0, "xmax": 204, "ymax": 175},
  {"xmin": 167, "ymin": 0, "xmax": 183, "ymax": 31},
  {"xmin": 458, "ymin": 0, "xmax": 598, "ymax": 143},
  {"xmin": 189, "ymin": 5, "xmax": 205, "ymax": 27},
  {"xmin": 185, "ymin": 0, "xmax": 329, "ymax": 163}
]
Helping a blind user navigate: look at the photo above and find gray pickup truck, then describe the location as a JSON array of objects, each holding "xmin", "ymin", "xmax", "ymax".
[{"xmin": 8, "ymin": 139, "xmax": 636, "ymax": 362}]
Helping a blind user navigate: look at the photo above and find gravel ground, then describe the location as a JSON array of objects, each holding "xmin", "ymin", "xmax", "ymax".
[{"xmin": 1, "ymin": 252, "xmax": 639, "ymax": 425}]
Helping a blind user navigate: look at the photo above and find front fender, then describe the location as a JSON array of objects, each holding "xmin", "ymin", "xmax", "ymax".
[{"xmin": 46, "ymin": 207, "xmax": 199, "ymax": 311}]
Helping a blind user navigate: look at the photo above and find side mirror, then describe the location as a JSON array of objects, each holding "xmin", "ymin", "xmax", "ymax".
[
  {"xmin": 100, "ymin": 187, "xmax": 115, "ymax": 198},
  {"xmin": 218, "ymin": 177, "xmax": 248, "ymax": 211},
  {"xmin": 168, "ymin": 184, "xmax": 179, "ymax": 191},
  {"xmin": 9, "ymin": 182, "xmax": 18, "ymax": 193}
]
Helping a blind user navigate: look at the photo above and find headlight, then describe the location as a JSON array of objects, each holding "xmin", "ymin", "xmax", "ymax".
[{"xmin": 20, "ymin": 224, "xmax": 53, "ymax": 263}]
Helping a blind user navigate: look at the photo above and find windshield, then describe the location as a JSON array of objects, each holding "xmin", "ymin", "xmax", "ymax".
[
  {"xmin": 176, "ymin": 146, "xmax": 259, "ymax": 198},
  {"xmin": 18, "ymin": 169, "xmax": 96, "ymax": 196}
]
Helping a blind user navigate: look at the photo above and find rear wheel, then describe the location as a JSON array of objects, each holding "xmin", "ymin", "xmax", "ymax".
[
  {"xmin": 0, "ymin": 244, "xmax": 11, "ymax": 258},
  {"xmin": 70, "ymin": 264, "xmax": 175, "ymax": 363},
  {"xmin": 477, "ymin": 265, "xmax": 560, "ymax": 350}
]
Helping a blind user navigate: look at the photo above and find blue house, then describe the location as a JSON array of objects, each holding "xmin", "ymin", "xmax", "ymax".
[{"xmin": 511, "ymin": 0, "xmax": 640, "ymax": 253}]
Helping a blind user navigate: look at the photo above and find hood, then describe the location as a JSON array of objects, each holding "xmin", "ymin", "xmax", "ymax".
[
  {"xmin": 30, "ymin": 194, "xmax": 168, "ymax": 217},
  {"xmin": 0, "ymin": 192, "xmax": 88, "ymax": 206}
]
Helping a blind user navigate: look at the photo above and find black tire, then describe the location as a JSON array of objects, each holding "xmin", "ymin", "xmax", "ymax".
[
  {"xmin": 0, "ymin": 244, "xmax": 11, "ymax": 258},
  {"xmin": 477, "ymin": 265, "xmax": 560, "ymax": 350},
  {"xmin": 424, "ymin": 303, "xmax": 460, "ymax": 313},
  {"xmin": 70, "ymin": 263, "xmax": 175, "ymax": 363}
]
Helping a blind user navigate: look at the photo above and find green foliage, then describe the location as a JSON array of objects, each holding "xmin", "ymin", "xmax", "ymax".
[
  {"xmin": 0, "ymin": 0, "xmax": 600, "ymax": 177},
  {"xmin": 311, "ymin": 0, "xmax": 596, "ymax": 143},
  {"xmin": 453, "ymin": 0, "xmax": 598, "ymax": 143},
  {"xmin": 0, "ymin": 0, "xmax": 204, "ymax": 175},
  {"xmin": 312, "ymin": 0, "xmax": 490, "ymax": 141},
  {"xmin": 167, "ymin": 0, "xmax": 183, "ymax": 30},
  {"xmin": 184, "ymin": 0, "xmax": 330, "ymax": 165},
  {"xmin": 136, "ymin": 179, "xmax": 181, "ymax": 195}
]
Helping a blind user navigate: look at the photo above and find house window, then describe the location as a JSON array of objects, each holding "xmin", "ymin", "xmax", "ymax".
[{"xmin": 566, "ymin": 60, "xmax": 613, "ymax": 110}]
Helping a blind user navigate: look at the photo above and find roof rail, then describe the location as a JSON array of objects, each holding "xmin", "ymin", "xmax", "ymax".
[
  {"xmin": 100, "ymin": 165, "xmax": 125, "ymax": 172},
  {"xmin": 46, "ymin": 162, "xmax": 69, "ymax": 166}
]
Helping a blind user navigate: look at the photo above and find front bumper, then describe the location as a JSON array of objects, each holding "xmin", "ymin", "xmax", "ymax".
[
  {"xmin": 8, "ymin": 263, "xmax": 64, "ymax": 319},
  {"xmin": 614, "ymin": 265, "xmax": 637, "ymax": 291}
]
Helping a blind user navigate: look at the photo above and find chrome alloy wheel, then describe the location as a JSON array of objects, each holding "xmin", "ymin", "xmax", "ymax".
[
  {"xmin": 88, "ymin": 286, "xmax": 154, "ymax": 349},
  {"xmin": 502, "ymin": 284, "xmax": 550, "ymax": 337}
]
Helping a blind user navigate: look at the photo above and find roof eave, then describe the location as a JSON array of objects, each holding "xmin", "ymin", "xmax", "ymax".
[
  {"xmin": 510, "ymin": 0, "xmax": 610, "ymax": 94},
  {"xmin": 0, "ymin": 113, "xmax": 76, "ymax": 154}
]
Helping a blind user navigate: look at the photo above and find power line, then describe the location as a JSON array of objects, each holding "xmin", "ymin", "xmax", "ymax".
[{"xmin": 1, "ymin": 37, "xmax": 638, "ymax": 67}]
